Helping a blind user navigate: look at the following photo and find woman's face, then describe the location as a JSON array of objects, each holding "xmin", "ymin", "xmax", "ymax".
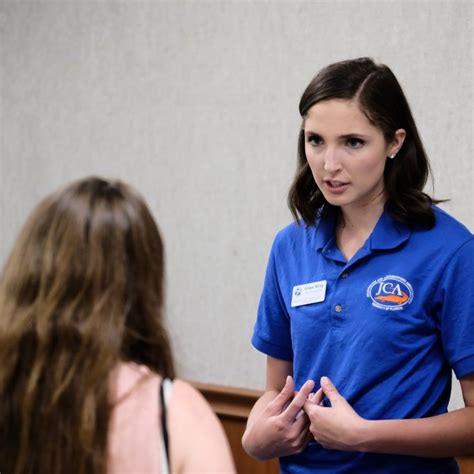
[{"xmin": 303, "ymin": 99, "xmax": 405, "ymax": 215}]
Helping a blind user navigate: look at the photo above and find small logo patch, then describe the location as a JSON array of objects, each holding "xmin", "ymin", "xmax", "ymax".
[{"xmin": 367, "ymin": 275, "xmax": 414, "ymax": 311}]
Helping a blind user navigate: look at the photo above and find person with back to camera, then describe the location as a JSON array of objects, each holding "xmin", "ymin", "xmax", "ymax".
[
  {"xmin": 0, "ymin": 176, "xmax": 236, "ymax": 474},
  {"xmin": 242, "ymin": 58, "xmax": 474, "ymax": 473}
]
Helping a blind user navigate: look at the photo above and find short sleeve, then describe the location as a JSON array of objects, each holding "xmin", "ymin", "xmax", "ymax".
[
  {"xmin": 438, "ymin": 238, "xmax": 474, "ymax": 379},
  {"xmin": 251, "ymin": 236, "xmax": 293, "ymax": 361}
]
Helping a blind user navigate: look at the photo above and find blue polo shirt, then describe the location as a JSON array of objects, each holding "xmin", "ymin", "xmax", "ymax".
[{"xmin": 252, "ymin": 206, "xmax": 474, "ymax": 474}]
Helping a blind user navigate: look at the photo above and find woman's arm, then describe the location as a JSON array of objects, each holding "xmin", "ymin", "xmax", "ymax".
[
  {"xmin": 242, "ymin": 356, "xmax": 315, "ymax": 460},
  {"xmin": 304, "ymin": 374, "xmax": 474, "ymax": 457},
  {"xmin": 169, "ymin": 379, "xmax": 236, "ymax": 473}
]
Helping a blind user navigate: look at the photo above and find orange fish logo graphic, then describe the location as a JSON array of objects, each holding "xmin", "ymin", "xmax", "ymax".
[
  {"xmin": 375, "ymin": 292, "xmax": 410, "ymax": 304},
  {"xmin": 367, "ymin": 275, "xmax": 414, "ymax": 311}
]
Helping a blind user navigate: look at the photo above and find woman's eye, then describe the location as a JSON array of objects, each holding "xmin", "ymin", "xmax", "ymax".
[
  {"xmin": 307, "ymin": 135, "xmax": 323, "ymax": 146},
  {"xmin": 346, "ymin": 137, "xmax": 365, "ymax": 148}
]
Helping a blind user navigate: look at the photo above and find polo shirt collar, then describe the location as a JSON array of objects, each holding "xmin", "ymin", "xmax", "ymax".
[
  {"xmin": 314, "ymin": 213, "xmax": 336, "ymax": 252},
  {"xmin": 369, "ymin": 209, "xmax": 411, "ymax": 250},
  {"xmin": 313, "ymin": 208, "xmax": 411, "ymax": 253}
]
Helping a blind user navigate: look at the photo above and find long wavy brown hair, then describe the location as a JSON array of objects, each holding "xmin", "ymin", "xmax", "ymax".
[{"xmin": 0, "ymin": 177, "xmax": 175, "ymax": 474}]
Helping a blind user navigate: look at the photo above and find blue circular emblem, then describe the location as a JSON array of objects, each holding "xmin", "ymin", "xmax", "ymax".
[{"xmin": 367, "ymin": 275, "xmax": 414, "ymax": 311}]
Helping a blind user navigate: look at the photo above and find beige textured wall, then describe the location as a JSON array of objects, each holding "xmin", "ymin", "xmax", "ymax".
[{"xmin": 1, "ymin": 1, "xmax": 472, "ymax": 410}]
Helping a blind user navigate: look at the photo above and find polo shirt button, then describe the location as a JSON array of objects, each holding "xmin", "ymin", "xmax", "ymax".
[
  {"xmin": 335, "ymin": 304, "xmax": 343, "ymax": 313},
  {"xmin": 341, "ymin": 272, "xmax": 349, "ymax": 279}
]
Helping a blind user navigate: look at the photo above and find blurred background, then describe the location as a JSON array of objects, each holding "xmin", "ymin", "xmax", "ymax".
[{"xmin": 1, "ymin": 0, "xmax": 472, "ymax": 409}]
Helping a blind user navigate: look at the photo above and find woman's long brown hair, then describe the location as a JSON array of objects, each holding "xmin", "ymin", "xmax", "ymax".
[{"xmin": 0, "ymin": 177, "xmax": 175, "ymax": 474}]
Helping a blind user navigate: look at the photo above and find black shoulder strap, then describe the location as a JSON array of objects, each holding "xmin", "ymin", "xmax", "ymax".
[{"xmin": 159, "ymin": 379, "xmax": 170, "ymax": 469}]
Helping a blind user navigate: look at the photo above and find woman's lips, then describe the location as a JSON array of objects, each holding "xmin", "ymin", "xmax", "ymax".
[{"xmin": 324, "ymin": 180, "xmax": 349, "ymax": 193}]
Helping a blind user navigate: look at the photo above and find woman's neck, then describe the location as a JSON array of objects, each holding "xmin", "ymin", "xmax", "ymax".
[{"xmin": 339, "ymin": 203, "xmax": 384, "ymax": 234}]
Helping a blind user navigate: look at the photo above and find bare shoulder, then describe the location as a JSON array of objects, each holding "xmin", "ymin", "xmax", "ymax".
[
  {"xmin": 170, "ymin": 379, "xmax": 213, "ymax": 412},
  {"xmin": 168, "ymin": 379, "xmax": 236, "ymax": 473},
  {"xmin": 168, "ymin": 379, "xmax": 226, "ymax": 437}
]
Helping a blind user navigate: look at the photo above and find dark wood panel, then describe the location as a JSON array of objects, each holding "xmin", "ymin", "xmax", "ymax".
[
  {"xmin": 191, "ymin": 381, "xmax": 278, "ymax": 473},
  {"xmin": 191, "ymin": 381, "xmax": 474, "ymax": 474},
  {"xmin": 458, "ymin": 456, "xmax": 474, "ymax": 474}
]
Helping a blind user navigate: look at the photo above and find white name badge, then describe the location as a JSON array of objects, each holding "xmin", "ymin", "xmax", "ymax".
[{"xmin": 291, "ymin": 280, "xmax": 327, "ymax": 307}]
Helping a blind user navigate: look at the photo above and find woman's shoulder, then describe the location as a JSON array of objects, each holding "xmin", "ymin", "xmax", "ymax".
[
  {"xmin": 425, "ymin": 206, "xmax": 473, "ymax": 248},
  {"xmin": 268, "ymin": 216, "xmax": 330, "ymax": 266},
  {"xmin": 109, "ymin": 366, "xmax": 211, "ymax": 424},
  {"xmin": 273, "ymin": 218, "xmax": 320, "ymax": 249},
  {"xmin": 432, "ymin": 206, "xmax": 472, "ymax": 235},
  {"xmin": 168, "ymin": 379, "xmax": 236, "ymax": 472},
  {"xmin": 110, "ymin": 364, "xmax": 210, "ymax": 410},
  {"xmin": 167, "ymin": 379, "xmax": 222, "ymax": 428},
  {"xmin": 169, "ymin": 379, "xmax": 208, "ymax": 407},
  {"xmin": 407, "ymin": 206, "xmax": 473, "ymax": 260}
]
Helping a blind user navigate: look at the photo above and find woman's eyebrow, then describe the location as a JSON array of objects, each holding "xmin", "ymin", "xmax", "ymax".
[
  {"xmin": 339, "ymin": 133, "xmax": 370, "ymax": 139},
  {"xmin": 304, "ymin": 131, "xmax": 370, "ymax": 139}
]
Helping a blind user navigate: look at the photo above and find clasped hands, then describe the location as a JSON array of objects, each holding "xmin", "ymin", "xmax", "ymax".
[
  {"xmin": 303, "ymin": 375, "xmax": 367, "ymax": 451},
  {"xmin": 245, "ymin": 375, "xmax": 368, "ymax": 459}
]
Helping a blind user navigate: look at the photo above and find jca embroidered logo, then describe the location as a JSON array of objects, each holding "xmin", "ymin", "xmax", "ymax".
[{"xmin": 367, "ymin": 275, "xmax": 414, "ymax": 311}]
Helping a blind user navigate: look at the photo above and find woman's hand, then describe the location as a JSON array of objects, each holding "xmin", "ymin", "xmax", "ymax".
[
  {"xmin": 242, "ymin": 376, "xmax": 315, "ymax": 460},
  {"xmin": 304, "ymin": 376, "xmax": 368, "ymax": 451}
]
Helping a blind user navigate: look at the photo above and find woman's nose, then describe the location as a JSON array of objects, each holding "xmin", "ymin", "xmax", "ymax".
[{"xmin": 323, "ymin": 147, "xmax": 342, "ymax": 172}]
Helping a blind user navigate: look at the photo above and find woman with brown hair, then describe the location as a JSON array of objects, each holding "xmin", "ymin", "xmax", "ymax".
[
  {"xmin": 243, "ymin": 58, "xmax": 474, "ymax": 473},
  {"xmin": 0, "ymin": 176, "xmax": 235, "ymax": 474}
]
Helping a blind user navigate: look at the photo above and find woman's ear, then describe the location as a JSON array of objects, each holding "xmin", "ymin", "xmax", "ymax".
[{"xmin": 388, "ymin": 128, "xmax": 406, "ymax": 157}]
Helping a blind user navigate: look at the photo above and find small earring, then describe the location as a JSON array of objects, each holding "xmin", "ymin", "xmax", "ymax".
[{"xmin": 388, "ymin": 154, "xmax": 396, "ymax": 159}]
